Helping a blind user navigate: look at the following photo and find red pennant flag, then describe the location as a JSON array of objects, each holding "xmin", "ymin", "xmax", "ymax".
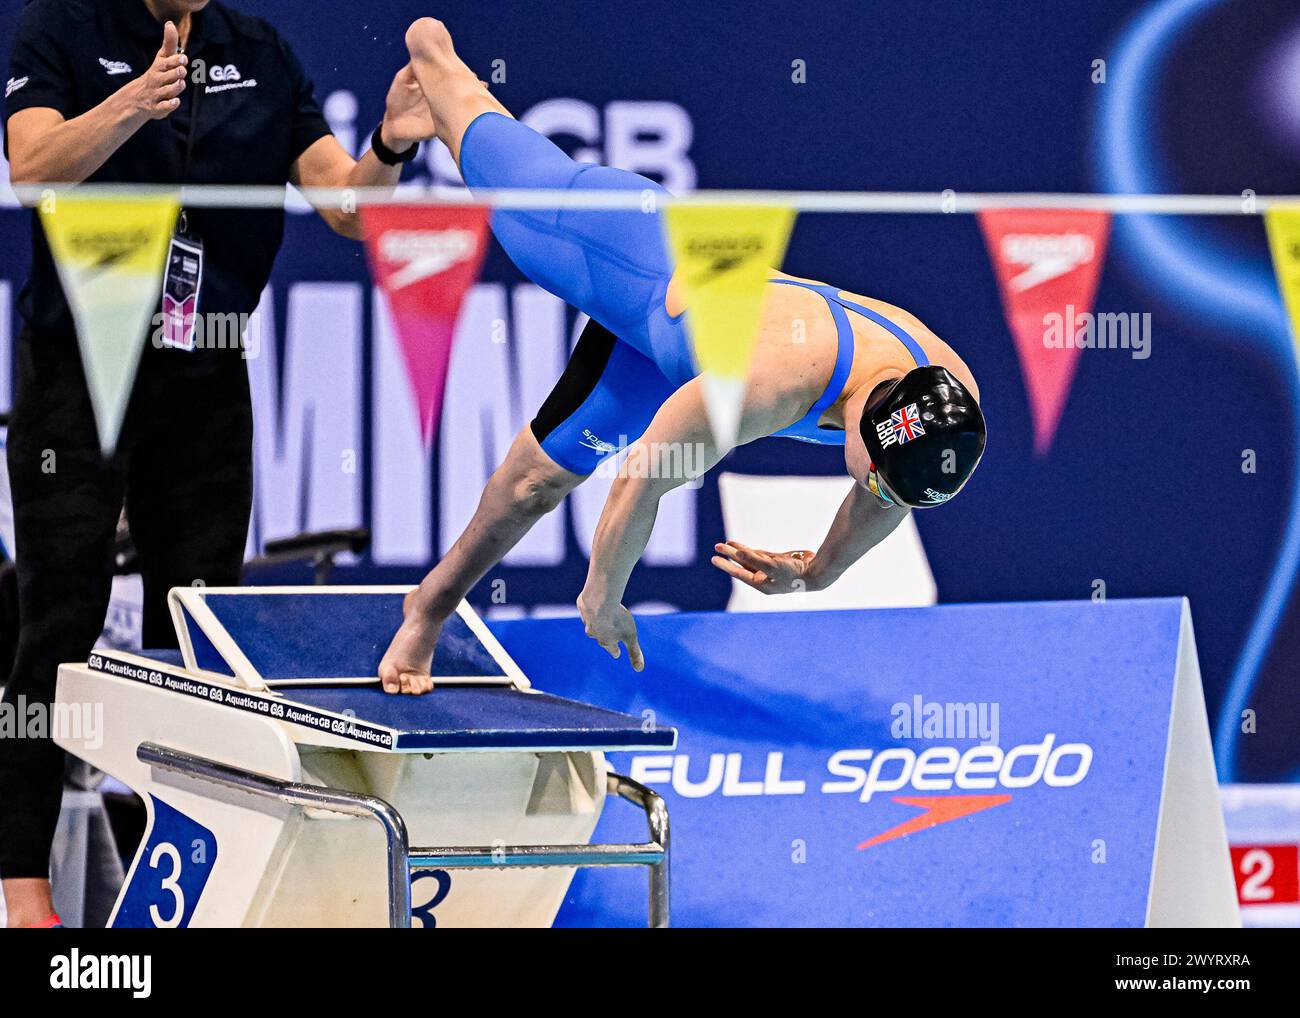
[
  {"xmin": 978, "ymin": 209, "xmax": 1110, "ymax": 455},
  {"xmin": 362, "ymin": 204, "xmax": 490, "ymax": 446}
]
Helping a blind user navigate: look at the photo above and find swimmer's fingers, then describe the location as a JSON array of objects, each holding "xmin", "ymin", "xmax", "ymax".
[
  {"xmin": 622, "ymin": 618, "xmax": 645, "ymax": 672},
  {"xmin": 711, "ymin": 553, "xmax": 764, "ymax": 587},
  {"xmin": 583, "ymin": 616, "xmax": 623, "ymax": 662},
  {"xmin": 714, "ymin": 541, "xmax": 775, "ymax": 587},
  {"xmin": 584, "ymin": 609, "xmax": 644, "ymax": 671},
  {"xmin": 398, "ymin": 670, "xmax": 435, "ymax": 695},
  {"xmin": 724, "ymin": 540, "xmax": 778, "ymax": 573}
]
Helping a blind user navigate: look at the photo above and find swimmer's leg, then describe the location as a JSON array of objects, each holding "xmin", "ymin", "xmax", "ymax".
[
  {"xmin": 380, "ymin": 424, "xmax": 585, "ymax": 693},
  {"xmin": 378, "ymin": 317, "xmax": 675, "ymax": 694},
  {"xmin": 405, "ymin": 18, "xmax": 676, "ymax": 358}
]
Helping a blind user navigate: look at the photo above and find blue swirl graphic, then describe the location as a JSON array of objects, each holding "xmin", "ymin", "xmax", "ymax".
[{"xmin": 1095, "ymin": 0, "xmax": 1298, "ymax": 780}]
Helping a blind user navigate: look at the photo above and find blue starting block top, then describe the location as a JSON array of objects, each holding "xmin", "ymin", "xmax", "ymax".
[
  {"xmin": 84, "ymin": 587, "xmax": 678, "ymax": 753},
  {"xmin": 171, "ymin": 587, "xmax": 520, "ymax": 687}
]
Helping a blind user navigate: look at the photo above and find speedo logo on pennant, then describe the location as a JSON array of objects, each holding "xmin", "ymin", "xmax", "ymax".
[
  {"xmin": 685, "ymin": 233, "xmax": 764, "ymax": 280},
  {"xmin": 381, "ymin": 229, "xmax": 477, "ymax": 290},
  {"xmin": 999, "ymin": 232, "xmax": 1096, "ymax": 292},
  {"xmin": 822, "ymin": 732, "xmax": 1093, "ymax": 802}
]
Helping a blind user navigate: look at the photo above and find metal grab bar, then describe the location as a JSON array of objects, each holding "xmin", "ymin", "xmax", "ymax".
[
  {"xmin": 138, "ymin": 741, "xmax": 413, "ymax": 927},
  {"xmin": 137, "ymin": 742, "xmax": 670, "ymax": 928},
  {"xmin": 410, "ymin": 772, "xmax": 671, "ymax": 928}
]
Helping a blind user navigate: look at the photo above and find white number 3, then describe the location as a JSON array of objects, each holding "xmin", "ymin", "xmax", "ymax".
[{"xmin": 148, "ymin": 842, "xmax": 186, "ymax": 927}]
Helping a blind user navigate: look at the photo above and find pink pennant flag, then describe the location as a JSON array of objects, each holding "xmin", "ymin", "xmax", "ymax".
[
  {"xmin": 362, "ymin": 204, "xmax": 490, "ymax": 446},
  {"xmin": 978, "ymin": 208, "xmax": 1110, "ymax": 455}
]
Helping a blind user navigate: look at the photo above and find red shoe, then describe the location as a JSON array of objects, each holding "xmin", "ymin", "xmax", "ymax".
[{"xmin": 28, "ymin": 914, "xmax": 63, "ymax": 928}]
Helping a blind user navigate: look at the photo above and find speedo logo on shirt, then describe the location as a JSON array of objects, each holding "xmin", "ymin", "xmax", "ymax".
[
  {"xmin": 5, "ymin": 76, "xmax": 29, "ymax": 98},
  {"xmin": 999, "ymin": 232, "xmax": 1096, "ymax": 292},
  {"xmin": 98, "ymin": 57, "xmax": 133, "ymax": 76}
]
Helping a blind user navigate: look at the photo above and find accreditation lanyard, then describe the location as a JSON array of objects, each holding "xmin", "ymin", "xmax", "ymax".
[{"xmin": 161, "ymin": 42, "xmax": 204, "ymax": 352}]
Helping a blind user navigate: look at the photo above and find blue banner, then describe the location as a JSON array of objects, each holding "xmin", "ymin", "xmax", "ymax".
[{"xmin": 495, "ymin": 599, "xmax": 1209, "ymax": 926}]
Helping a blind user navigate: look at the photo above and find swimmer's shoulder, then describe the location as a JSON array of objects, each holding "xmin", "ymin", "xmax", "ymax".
[
  {"xmin": 830, "ymin": 284, "xmax": 981, "ymax": 401},
  {"xmin": 762, "ymin": 273, "xmax": 980, "ymax": 401}
]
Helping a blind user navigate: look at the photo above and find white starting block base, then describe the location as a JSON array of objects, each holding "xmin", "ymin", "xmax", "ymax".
[{"xmin": 55, "ymin": 588, "xmax": 675, "ymax": 928}]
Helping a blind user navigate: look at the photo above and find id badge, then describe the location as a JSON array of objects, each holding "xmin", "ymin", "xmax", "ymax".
[{"xmin": 161, "ymin": 233, "xmax": 204, "ymax": 351}]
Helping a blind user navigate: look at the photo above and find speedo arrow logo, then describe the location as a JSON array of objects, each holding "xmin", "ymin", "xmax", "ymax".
[
  {"xmin": 1001, "ymin": 233, "xmax": 1096, "ymax": 291},
  {"xmin": 379, "ymin": 229, "xmax": 477, "ymax": 290},
  {"xmin": 856, "ymin": 794, "xmax": 1012, "ymax": 849}
]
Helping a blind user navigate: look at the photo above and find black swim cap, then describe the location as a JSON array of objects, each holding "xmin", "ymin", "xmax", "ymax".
[{"xmin": 860, "ymin": 366, "xmax": 986, "ymax": 508}]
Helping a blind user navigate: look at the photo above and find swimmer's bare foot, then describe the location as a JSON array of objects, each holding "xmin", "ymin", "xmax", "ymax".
[
  {"xmin": 404, "ymin": 16, "xmax": 512, "ymax": 163},
  {"xmin": 405, "ymin": 17, "xmax": 457, "ymax": 63},
  {"xmin": 377, "ymin": 588, "xmax": 443, "ymax": 695}
]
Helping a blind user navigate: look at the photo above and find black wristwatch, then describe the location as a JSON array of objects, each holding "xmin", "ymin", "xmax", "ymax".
[{"xmin": 371, "ymin": 123, "xmax": 418, "ymax": 165}]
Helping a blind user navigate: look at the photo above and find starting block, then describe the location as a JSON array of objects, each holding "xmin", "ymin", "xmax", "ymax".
[{"xmin": 54, "ymin": 587, "xmax": 676, "ymax": 927}]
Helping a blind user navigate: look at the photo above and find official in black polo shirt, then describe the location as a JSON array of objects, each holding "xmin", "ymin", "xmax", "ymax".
[{"xmin": 0, "ymin": 0, "xmax": 433, "ymax": 927}]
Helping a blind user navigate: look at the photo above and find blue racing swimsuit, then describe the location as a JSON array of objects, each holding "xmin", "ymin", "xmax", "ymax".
[{"xmin": 459, "ymin": 111, "xmax": 926, "ymax": 472}]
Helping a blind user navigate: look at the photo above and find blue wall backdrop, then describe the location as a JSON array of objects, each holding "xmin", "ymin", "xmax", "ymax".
[{"xmin": 2, "ymin": 0, "xmax": 1298, "ymax": 782}]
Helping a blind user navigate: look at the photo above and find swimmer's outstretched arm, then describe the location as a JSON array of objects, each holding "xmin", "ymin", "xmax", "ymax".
[
  {"xmin": 578, "ymin": 380, "xmax": 726, "ymax": 670},
  {"xmin": 712, "ymin": 484, "xmax": 909, "ymax": 595}
]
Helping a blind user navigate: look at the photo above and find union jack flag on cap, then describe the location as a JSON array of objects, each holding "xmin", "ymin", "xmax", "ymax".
[{"xmin": 875, "ymin": 401, "xmax": 925, "ymax": 448}]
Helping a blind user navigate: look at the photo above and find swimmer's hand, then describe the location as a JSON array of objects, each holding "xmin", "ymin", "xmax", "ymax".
[
  {"xmin": 711, "ymin": 541, "xmax": 820, "ymax": 594},
  {"xmin": 577, "ymin": 590, "xmax": 645, "ymax": 672},
  {"xmin": 377, "ymin": 589, "xmax": 441, "ymax": 695}
]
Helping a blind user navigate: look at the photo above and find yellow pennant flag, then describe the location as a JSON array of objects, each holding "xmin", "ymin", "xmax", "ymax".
[
  {"xmin": 664, "ymin": 204, "xmax": 795, "ymax": 448},
  {"xmin": 40, "ymin": 193, "xmax": 179, "ymax": 453},
  {"xmin": 1265, "ymin": 205, "xmax": 1300, "ymax": 362}
]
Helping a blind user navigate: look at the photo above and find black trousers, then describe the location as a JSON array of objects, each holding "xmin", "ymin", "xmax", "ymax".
[{"xmin": 0, "ymin": 326, "xmax": 253, "ymax": 879}]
